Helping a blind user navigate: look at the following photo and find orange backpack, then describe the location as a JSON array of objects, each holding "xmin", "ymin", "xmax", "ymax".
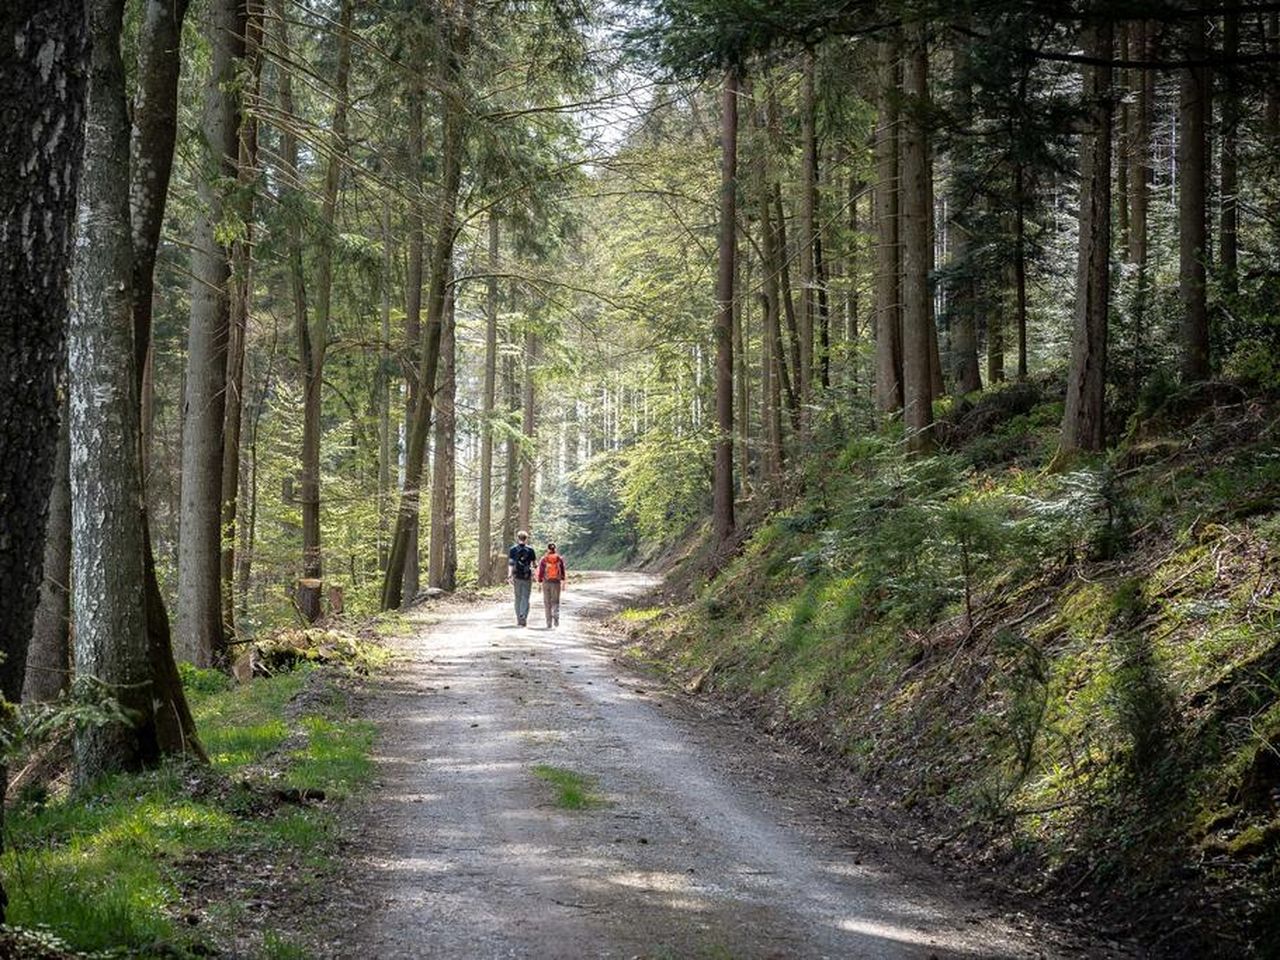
[{"xmin": 544, "ymin": 554, "xmax": 562, "ymax": 580}]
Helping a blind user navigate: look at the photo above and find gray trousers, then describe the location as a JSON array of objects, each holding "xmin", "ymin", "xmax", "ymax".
[
  {"xmin": 512, "ymin": 577, "xmax": 532, "ymax": 622},
  {"xmin": 542, "ymin": 580, "xmax": 561, "ymax": 626}
]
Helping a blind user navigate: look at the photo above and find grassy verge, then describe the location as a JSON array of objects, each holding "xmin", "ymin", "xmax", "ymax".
[
  {"xmin": 621, "ymin": 383, "xmax": 1280, "ymax": 954},
  {"xmin": 2, "ymin": 664, "xmax": 376, "ymax": 958}
]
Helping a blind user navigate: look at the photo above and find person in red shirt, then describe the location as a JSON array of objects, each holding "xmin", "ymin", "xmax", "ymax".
[{"xmin": 536, "ymin": 542, "xmax": 567, "ymax": 628}]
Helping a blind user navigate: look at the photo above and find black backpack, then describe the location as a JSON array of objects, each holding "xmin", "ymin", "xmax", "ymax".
[{"xmin": 512, "ymin": 544, "xmax": 534, "ymax": 580}]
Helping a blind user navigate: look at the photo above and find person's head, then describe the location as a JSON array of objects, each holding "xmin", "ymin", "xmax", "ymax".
[
  {"xmin": 546, "ymin": 541, "xmax": 557, "ymax": 554},
  {"xmin": 517, "ymin": 531, "xmax": 528, "ymax": 544}
]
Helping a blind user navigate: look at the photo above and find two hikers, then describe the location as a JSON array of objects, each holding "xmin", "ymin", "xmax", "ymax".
[{"xmin": 506, "ymin": 532, "xmax": 567, "ymax": 628}]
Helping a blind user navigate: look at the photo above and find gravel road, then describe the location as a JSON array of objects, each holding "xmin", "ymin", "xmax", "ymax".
[{"xmin": 330, "ymin": 572, "xmax": 1107, "ymax": 960}]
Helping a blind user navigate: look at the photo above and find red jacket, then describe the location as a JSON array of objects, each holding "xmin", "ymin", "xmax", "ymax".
[{"xmin": 537, "ymin": 553, "xmax": 567, "ymax": 583}]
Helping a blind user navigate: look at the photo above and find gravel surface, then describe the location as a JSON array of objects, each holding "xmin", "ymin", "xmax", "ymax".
[{"xmin": 330, "ymin": 572, "xmax": 1110, "ymax": 959}]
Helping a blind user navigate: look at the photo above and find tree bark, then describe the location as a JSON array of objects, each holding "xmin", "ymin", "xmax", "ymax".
[
  {"xmin": 428, "ymin": 281, "xmax": 458, "ymax": 591},
  {"xmin": 1, "ymin": 0, "xmax": 87, "ymax": 920},
  {"xmin": 72, "ymin": 0, "xmax": 160, "ymax": 778},
  {"xmin": 798, "ymin": 50, "xmax": 817, "ymax": 418},
  {"xmin": 378, "ymin": 201, "xmax": 393, "ymax": 571},
  {"xmin": 949, "ymin": 26, "xmax": 981, "ymax": 396},
  {"xmin": 900, "ymin": 24, "xmax": 935, "ymax": 454},
  {"xmin": 25, "ymin": 407, "xmax": 71, "ymax": 703},
  {"xmin": 713, "ymin": 65, "xmax": 739, "ymax": 541},
  {"xmin": 1061, "ymin": 20, "xmax": 1114, "ymax": 454},
  {"xmin": 297, "ymin": 0, "xmax": 353, "ymax": 613},
  {"xmin": 1219, "ymin": 11, "xmax": 1239, "ymax": 296},
  {"xmin": 874, "ymin": 35, "xmax": 904, "ymax": 414},
  {"xmin": 381, "ymin": 0, "xmax": 475, "ymax": 610},
  {"xmin": 221, "ymin": 6, "xmax": 261, "ymax": 638},
  {"xmin": 1179, "ymin": 14, "xmax": 1210, "ymax": 383},
  {"xmin": 177, "ymin": 0, "xmax": 245, "ymax": 667},
  {"xmin": 401, "ymin": 66, "xmax": 426, "ymax": 603},
  {"xmin": 477, "ymin": 215, "xmax": 499, "ymax": 584},
  {"xmin": 519, "ymin": 331, "xmax": 538, "ymax": 532}
]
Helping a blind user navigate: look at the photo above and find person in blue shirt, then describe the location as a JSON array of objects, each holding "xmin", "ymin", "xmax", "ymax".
[{"xmin": 507, "ymin": 531, "xmax": 536, "ymax": 626}]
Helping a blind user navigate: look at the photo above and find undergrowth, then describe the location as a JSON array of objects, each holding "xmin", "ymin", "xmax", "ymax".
[
  {"xmin": 623, "ymin": 383, "xmax": 1280, "ymax": 956},
  {"xmin": 1, "ymin": 665, "xmax": 376, "ymax": 958}
]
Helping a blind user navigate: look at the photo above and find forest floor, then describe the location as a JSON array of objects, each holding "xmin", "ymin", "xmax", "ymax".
[{"xmin": 298, "ymin": 571, "xmax": 1124, "ymax": 959}]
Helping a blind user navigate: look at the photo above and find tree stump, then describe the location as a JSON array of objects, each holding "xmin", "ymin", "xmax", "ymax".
[
  {"xmin": 327, "ymin": 585, "xmax": 344, "ymax": 616},
  {"xmin": 297, "ymin": 578, "xmax": 323, "ymax": 623}
]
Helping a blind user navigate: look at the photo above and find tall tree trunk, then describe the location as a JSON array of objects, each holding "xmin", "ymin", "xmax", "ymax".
[
  {"xmin": 713, "ymin": 65, "xmax": 739, "ymax": 541},
  {"xmin": 72, "ymin": 0, "xmax": 159, "ymax": 777},
  {"xmin": 735, "ymin": 249, "xmax": 751, "ymax": 492},
  {"xmin": 378, "ymin": 201, "xmax": 393, "ymax": 571},
  {"xmin": 401, "ymin": 73, "xmax": 426, "ymax": 602},
  {"xmin": 798, "ymin": 49, "xmax": 817, "ymax": 417},
  {"xmin": 519, "ymin": 331, "xmax": 538, "ymax": 532},
  {"xmin": 1013, "ymin": 168, "xmax": 1029, "ymax": 380},
  {"xmin": 1129, "ymin": 21, "xmax": 1153, "ymax": 381},
  {"xmin": 298, "ymin": 0, "xmax": 352, "ymax": 614},
  {"xmin": 874, "ymin": 35, "xmax": 904, "ymax": 414},
  {"xmin": 125, "ymin": 0, "xmax": 204, "ymax": 750},
  {"xmin": 25, "ymin": 408, "xmax": 72, "ymax": 703},
  {"xmin": 177, "ymin": 0, "xmax": 245, "ymax": 667},
  {"xmin": 1061, "ymin": 20, "xmax": 1114, "ymax": 454},
  {"xmin": 477, "ymin": 215, "xmax": 499, "ymax": 585},
  {"xmin": 949, "ymin": 26, "xmax": 981, "ymax": 396},
  {"xmin": 1219, "ymin": 11, "xmax": 1239, "ymax": 296},
  {"xmin": 429, "ymin": 281, "xmax": 458, "ymax": 591},
  {"xmin": 501, "ymin": 346, "xmax": 519, "ymax": 554},
  {"xmin": 221, "ymin": 6, "xmax": 261, "ymax": 638},
  {"xmin": 847, "ymin": 176, "xmax": 862, "ymax": 393},
  {"xmin": 1, "ymin": 0, "xmax": 87, "ymax": 921},
  {"xmin": 900, "ymin": 24, "xmax": 934, "ymax": 454},
  {"xmin": 381, "ymin": 0, "xmax": 474, "ymax": 610},
  {"xmin": 1179, "ymin": 14, "xmax": 1210, "ymax": 383}
]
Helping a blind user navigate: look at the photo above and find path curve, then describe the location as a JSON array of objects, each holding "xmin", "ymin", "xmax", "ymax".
[{"xmin": 331, "ymin": 572, "xmax": 1103, "ymax": 959}]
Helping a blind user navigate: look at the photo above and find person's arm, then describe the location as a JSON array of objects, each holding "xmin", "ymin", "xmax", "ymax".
[
  {"xmin": 507, "ymin": 546, "xmax": 516, "ymax": 581},
  {"xmin": 536, "ymin": 557, "xmax": 546, "ymax": 583}
]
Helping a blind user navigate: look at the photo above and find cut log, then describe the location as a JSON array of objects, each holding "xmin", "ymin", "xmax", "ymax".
[{"xmin": 327, "ymin": 585, "xmax": 344, "ymax": 616}]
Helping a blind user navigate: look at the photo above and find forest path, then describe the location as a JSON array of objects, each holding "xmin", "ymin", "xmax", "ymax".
[{"xmin": 331, "ymin": 572, "xmax": 1100, "ymax": 959}]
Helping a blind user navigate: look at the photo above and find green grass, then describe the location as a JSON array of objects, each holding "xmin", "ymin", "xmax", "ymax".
[
  {"xmin": 532, "ymin": 764, "xmax": 605, "ymax": 810},
  {"xmin": 1, "ymin": 665, "xmax": 377, "ymax": 957}
]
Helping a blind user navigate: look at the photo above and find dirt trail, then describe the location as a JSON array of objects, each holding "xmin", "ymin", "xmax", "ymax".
[{"xmin": 330, "ymin": 572, "xmax": 1108, "ymax": 959}]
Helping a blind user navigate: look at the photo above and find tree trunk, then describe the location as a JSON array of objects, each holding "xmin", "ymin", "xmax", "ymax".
[
  {"xmin": 401, "ymin": 69, "xmax": 426, "ymax": 603},
  {"xmin": 1, "ymin": 0, "xmax": 87, "ymax": 921},
  {"xmin": 519, "ymin": 331, "xmax": 538, "ymax": 532},
  {"xmin": 177, "ymin": 0, "xmax": 245, "ymax": 667},
  {"xmin": 1061, "ymin": 20, "xmax": 1114, "ymax": 454},
  {"xmin": 1219, "ymin": 11, "xmax": 1239, "ymax": 296},
  {"xmin": 378, "ymin": 201, "xmax": 393, "ymax": 572},
  {"xmin": 713, "ymin": 65, "xmax": 739, "ymax": 541},
  {"xmin": 900, "ymin": 24, "xmax": 934, "ymax": 454},
  {"xmin": 1129, "ymin": 21, "xmax": 1153, "ymax": 382},
  {"xmin": 127, "ymin": 0, "xmax": 203, "ymax": 751},
  {"xmin": 298, "ymin": 0, "xmax": 352, "ymax": 611},
  {"xmin": 735, "ymin": 249, "xmax": 752, "ymax": 493},
  {"xmin": 381, "ymin": 0, "xmax": 475, "ymax": 610},
  {"xmin": 1179, "ymin": 14, "xmax": 1210, "ymax": 383},
  {"xmin": 798, "ymin": 50, "xmax": 817, "ymax": 417},
  {"xmin": 874, "ymin": 35, "xmax": 904, "ymax": 414},
  {"xmin": 501, "ymin": 346, "xmax": 519, "ymax": 555},
  {"xmin": 221, "ymin": 6, "xmax": 261, "ymax": 639},
  {"xmin": 948, "ymin": 27, "xmax": 981, "ymax": 396},
  {"xmin": 72, "ymin": 0, "xmax": 160, "ymax": 778},
  {"xmin": 1013, "ymin": 169, "xmax": 1029, "ymax": 381},
  {"xmin": 429, "ymin": 281, "xmax": 458, "ymax": 591},
  {"xmin": 25, "ymin": 407, "xmax": 72, "ymax": 703},
  {"xmin": 477, "ymin": 215, "xmax": 499, "ymax": 585}
]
